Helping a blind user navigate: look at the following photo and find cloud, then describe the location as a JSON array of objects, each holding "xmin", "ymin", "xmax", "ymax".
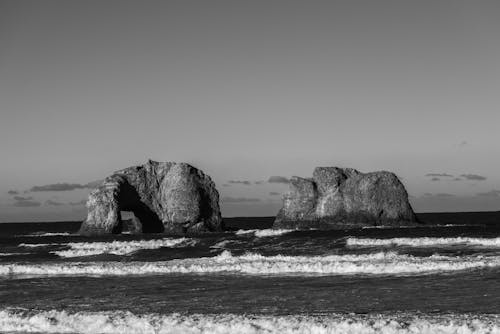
[
  {"xmin": 12, "ymin": 197, "xmax": 41, "ymax": 207},
  {"xmin": 460, "ymin": 174, "xmax": 487, "ymax": 181},
  {"xmin": 269, "ymin": 192, "xmax": 281, "ymax": 196},
  {"xmin": 453, "ymin": 177, "xmax": 462, "ymax": 181},
  {"xmin": 476, "ymin": 190, "xmax": 500, "ymax": 197},
  {"xmin": 30, "ymin": 180, "xmax": 103, "ymax": 192},
  {"xmin": 7, "ymin": 190, "xmax": 19, "ymax": 195},
  {"xmin": 227, "ymin": 180, "xmax": 252, "ymax": 186},
  {"xmin": 425, "ymin": 173, "xmax": 454, "ymax": 177},
  {"xmin": 254, "ymin": 181, "xmax": 264, "ymax": 185},
  {"xmin": 69, "ymin": 199, "xmax": 87, "ymax": 206},
  {"xmin": 435, "ymin": 193, "xmax": 456, "ymax": 197},
  {"xmin": 268, "ymin": 176, "xmax": 289, "ymax": 184},
  {"xmin": 45, "ymin": 199, "xmax": 64, "ymax": 206},
  {"xmin": 420, "ymin": 193, "xmax": 456, "ymax": 198},
  {"xmin": 30, "ymin": 183, "xmax": 88, "ymax": 192},
  {"xmin": 453, "ymin": 141, "xmax": 467, "ymax": 148},
  {"xmin": 431, "ymin": 177, "xmax": 440, "ymax": 181},
  {"xmin": 221, "ymin": 196, "xmax": 261, "ymax": 203},
  {"xmin": 13, "ymin": 196, "xmax": 33, "ymax": 201}
]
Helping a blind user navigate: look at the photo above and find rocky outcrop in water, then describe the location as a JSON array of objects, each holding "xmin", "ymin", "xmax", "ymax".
[
  {"xmin": 79, "ymin": 160, "xmax": 223, "ymax": 235},
  {"xmin": 274, "ymin": 167, "xmax": 418, "ymax": 229}
]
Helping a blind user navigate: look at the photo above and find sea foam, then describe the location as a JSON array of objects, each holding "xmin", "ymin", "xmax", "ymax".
[
  {"xmin": 19, "ymin": 243, "xmax": 57, "ymax": 248},
  {"xmin": 19, "ymin": 232, "xmax": 72, "ymax": 237},
  {"xmin": 235, "ymin": 229, "xmax": 295, "ymax": 237},
  {"xmin": 0, "ymin": 309, "xmax": 498, "ymax": 334},
  {"xmin": 18, "ymin": 238, "xmax": 196, "ymax": 257},
  {"xmin": 0, "ymin": 253, "xmax": 27, "ymax": 257},
  {"xmin": 347, "ymin": 237, "xmax": 500, "ymax": 248},
  {"xmin": 0, "ymin": 251, "xmax": 498, "ymax": 277},
  {"xmin": 53, "ymin": 238, "xmax": 197, "ymax": 257}
]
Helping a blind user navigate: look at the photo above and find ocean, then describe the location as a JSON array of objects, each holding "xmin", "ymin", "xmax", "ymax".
[{"xmin": 0, "ymin": 213, "xmax": 499, "ymax": 333}]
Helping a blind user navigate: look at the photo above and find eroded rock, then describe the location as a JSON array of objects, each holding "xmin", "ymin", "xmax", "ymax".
[
  {"xmin": 274, "ymin": 167, "xmax": 418, "ymax": 229},
  {"xmin": 79, "ymin": 160, "xmax": 223, "ymax": 235}
]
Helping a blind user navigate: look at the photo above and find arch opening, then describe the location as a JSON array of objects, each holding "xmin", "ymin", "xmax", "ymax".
[
  {"xmin": 116, "ymin": 181, "xmax": 165, "ymax": 234},
  {"xmin": 120, "ymin": 211, "xmax": 142, "ymax": 234}
]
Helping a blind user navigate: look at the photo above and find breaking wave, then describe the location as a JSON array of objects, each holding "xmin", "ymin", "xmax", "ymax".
[
  {"xmin": 1, "ymin": 251, "xmax": 498, "ymax": 277},
  {"xmin": 19, "ymin": 232, "xmax": 72, "ymax": 237},
  {"xmin": 19, "ymin": 243, "xmax": 57, "ymax": 248},
  {"xmin": 347, "ymin": 237, "xmax": 500, "ymax": 248},
  {"xmin": 0, "ymin": 309, "xmax": 498, "ymax": 334},
  {"xmin": 53, "ymin": 238, "xmax": 197, "ymax": 257},
  {"xmin": 235, "ymin": 229, "xmax": 295, "ymax": 237},
  {"xmin": 361, "ymin": 224, "xmax": 473, "ymax": 229},
  {"xmin": 18, "ymin": 238, "xmax": 197, "ymax": 257},
  {"xmin": 0, "ymin": 253, "xmax": 27, "ymax": 257}
]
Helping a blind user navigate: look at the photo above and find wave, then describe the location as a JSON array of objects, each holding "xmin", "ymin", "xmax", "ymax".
[
  {"xmin": 19, "ymin": 243, "xmax": 57, "ymax": 248},
  {"xmin": 210, "ymin": 240, "xmax": 236, "ymax": 249},
  {"xmin": 235, "ymin": 229, "xmax": 295, "ymax": 237},
  {"xmin": 347, "ymin": 237, "xmax": 500, "ymax": 248},
  {"xmin": 361, "ymin": 224, "xmax": 474, "ymax": 229},
  {"xmin": 19, "ymin": 232, "xmax": 72, "ymax": 237},
  {"xmin": 18, "ymin": 238, "xmax": 196, "ymax": 257},
  {"xmin": 0, "ymin": 253, "xmax": 27, "ymax": 257},
  {"xmin": 0, "ymin": 309, "xmax": 498, "ymax": 334},
  {"xmin": 1, "ymin": 251, "xmax": 498, "ymax": 277},
  {"xmin": 53, "ymin": 238, "xmax": 197, "ymax": 257}
]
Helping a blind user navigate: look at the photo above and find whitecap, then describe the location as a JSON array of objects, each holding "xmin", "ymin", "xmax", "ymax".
[
  {"xmin": 235, "ymin": 229, "xmax": 296, "ymax": 237},
  {"xmin": 52, "ymin": 238, "xmax": 197, "ymax": 257},
  {"xmin": 0, "ymin": 253, "xmax": 27, "ymax": 257},
  {"xmin": 19, "ymin": 243, "xmax": 57, "ymax": 248},
  {"xmin": 347, "ymin": 237, "xmax": 500, "ymax": 248},
  {"xmin": 0, "ymin": 309, "xmax": 498, "ymax": 334},
  {"xmin": 1, "ymin": 250, "xmax": 498, "ymax": 277},
  {"xmin": 210, "ymin": 240, "xmax": 234, "ymax": 249},
  {"xmin": 19, "ymin": 232, "xmax": 72, "ymax": 237}
]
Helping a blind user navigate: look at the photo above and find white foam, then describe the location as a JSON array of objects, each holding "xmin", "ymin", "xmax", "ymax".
[
  {"xmin": 234, "ymin": 229, "xmax": 256, "ymax": 235},
  {"xmin": 254, "ymin": 229, "xmax": 296, "ymax": 237},
  {"xmin": 0, "ymin": 309, "xmax": 498, "ymax": 334},
  {"xmin": 347, "ymin": 237, "xmax": 500, "ymax": 248},
  {"xmin": 53, "ymin": 238, "xmax": 197, "ymax": 257},
  {"xmin": 0, "ymin": 253, "xmax": 27, "ymax": 257},
  {"xmin": 235, "ymin": 229, "xmax": 295, "ymax": 237},
  {"xmin": 1, "ymin": 251, "xmax": 498, "ymax": 277},
  {"xmin": 361, "ymin": 224, "xmax": 474, "ymax": 229},
  {"xmin": 19, "ymin": 232, "xmax": 72, "ymax": 237},
  {"xmin": 210, "ymin": 240, "xmax": 234, "ymax": 249},
  {"xmin": 19, "ymin": 243, "xmax": 56, "ymax": 248}
]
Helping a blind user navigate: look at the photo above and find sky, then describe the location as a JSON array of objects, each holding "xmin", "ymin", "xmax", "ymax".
[{"xmin": 1, "ymin": 0, "xmax": 499, "ymax": 221}]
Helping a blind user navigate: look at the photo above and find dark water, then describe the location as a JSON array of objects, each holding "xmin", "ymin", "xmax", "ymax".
[{"xmin": 0, "ymin": 213, "xmax": 499, "ymax": 333}]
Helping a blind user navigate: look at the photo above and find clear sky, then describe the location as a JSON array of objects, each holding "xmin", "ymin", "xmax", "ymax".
[{"xmin": 1, "ymin": 0, "xmax": 499, "ymax": 221}]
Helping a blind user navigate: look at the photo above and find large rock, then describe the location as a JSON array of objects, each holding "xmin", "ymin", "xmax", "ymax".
[
  {"xmin": 79, "ymin": 160, "xmax": 223, "ymax": 235},
  {"xmin": 274, "ymin": 167, "xmax": 418, "ymax": 229}
]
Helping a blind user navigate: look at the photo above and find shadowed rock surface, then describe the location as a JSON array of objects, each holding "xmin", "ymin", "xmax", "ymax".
[
  {"xmin": 79, "ymin": 160, "xmax": 223, "ymax": 235},
  {"xmin": 274, "ymin": 167, "xmax": 418, "ymax": 229}
]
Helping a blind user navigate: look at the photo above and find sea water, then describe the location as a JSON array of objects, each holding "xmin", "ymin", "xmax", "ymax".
[{"xmin": 0, "ymin": 217, "xmax": 499, "ymax": 333}]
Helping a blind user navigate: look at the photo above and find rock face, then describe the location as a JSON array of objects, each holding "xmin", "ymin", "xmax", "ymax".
[
  {"xmin": 79, "ymin": 160, "xmax": 223, "ymax": 235},
  {"xmin": 274, "ymin": 167, "xmax": 418, "ymax": 229}
]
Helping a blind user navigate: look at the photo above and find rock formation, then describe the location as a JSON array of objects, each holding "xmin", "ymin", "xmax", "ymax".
[
  {"xmin": 274, "ymin": 167, "xmax": 418, "ymax": 229},
  {"xmin": 79, "ymin": 160, "xmax": 223, "ymax": 235}
]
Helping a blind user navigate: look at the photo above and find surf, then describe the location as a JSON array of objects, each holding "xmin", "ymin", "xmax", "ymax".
[
  {"xmin": 347, "ymin": 237, "xmax": 500, "ymax": 248},
  {"xmin": 0, "ymin": 308, "xmax": 499, "ymax": 334},
  {"xmin": 1, "ymin": 250, "xmax": 499, "ymax": 277}
]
